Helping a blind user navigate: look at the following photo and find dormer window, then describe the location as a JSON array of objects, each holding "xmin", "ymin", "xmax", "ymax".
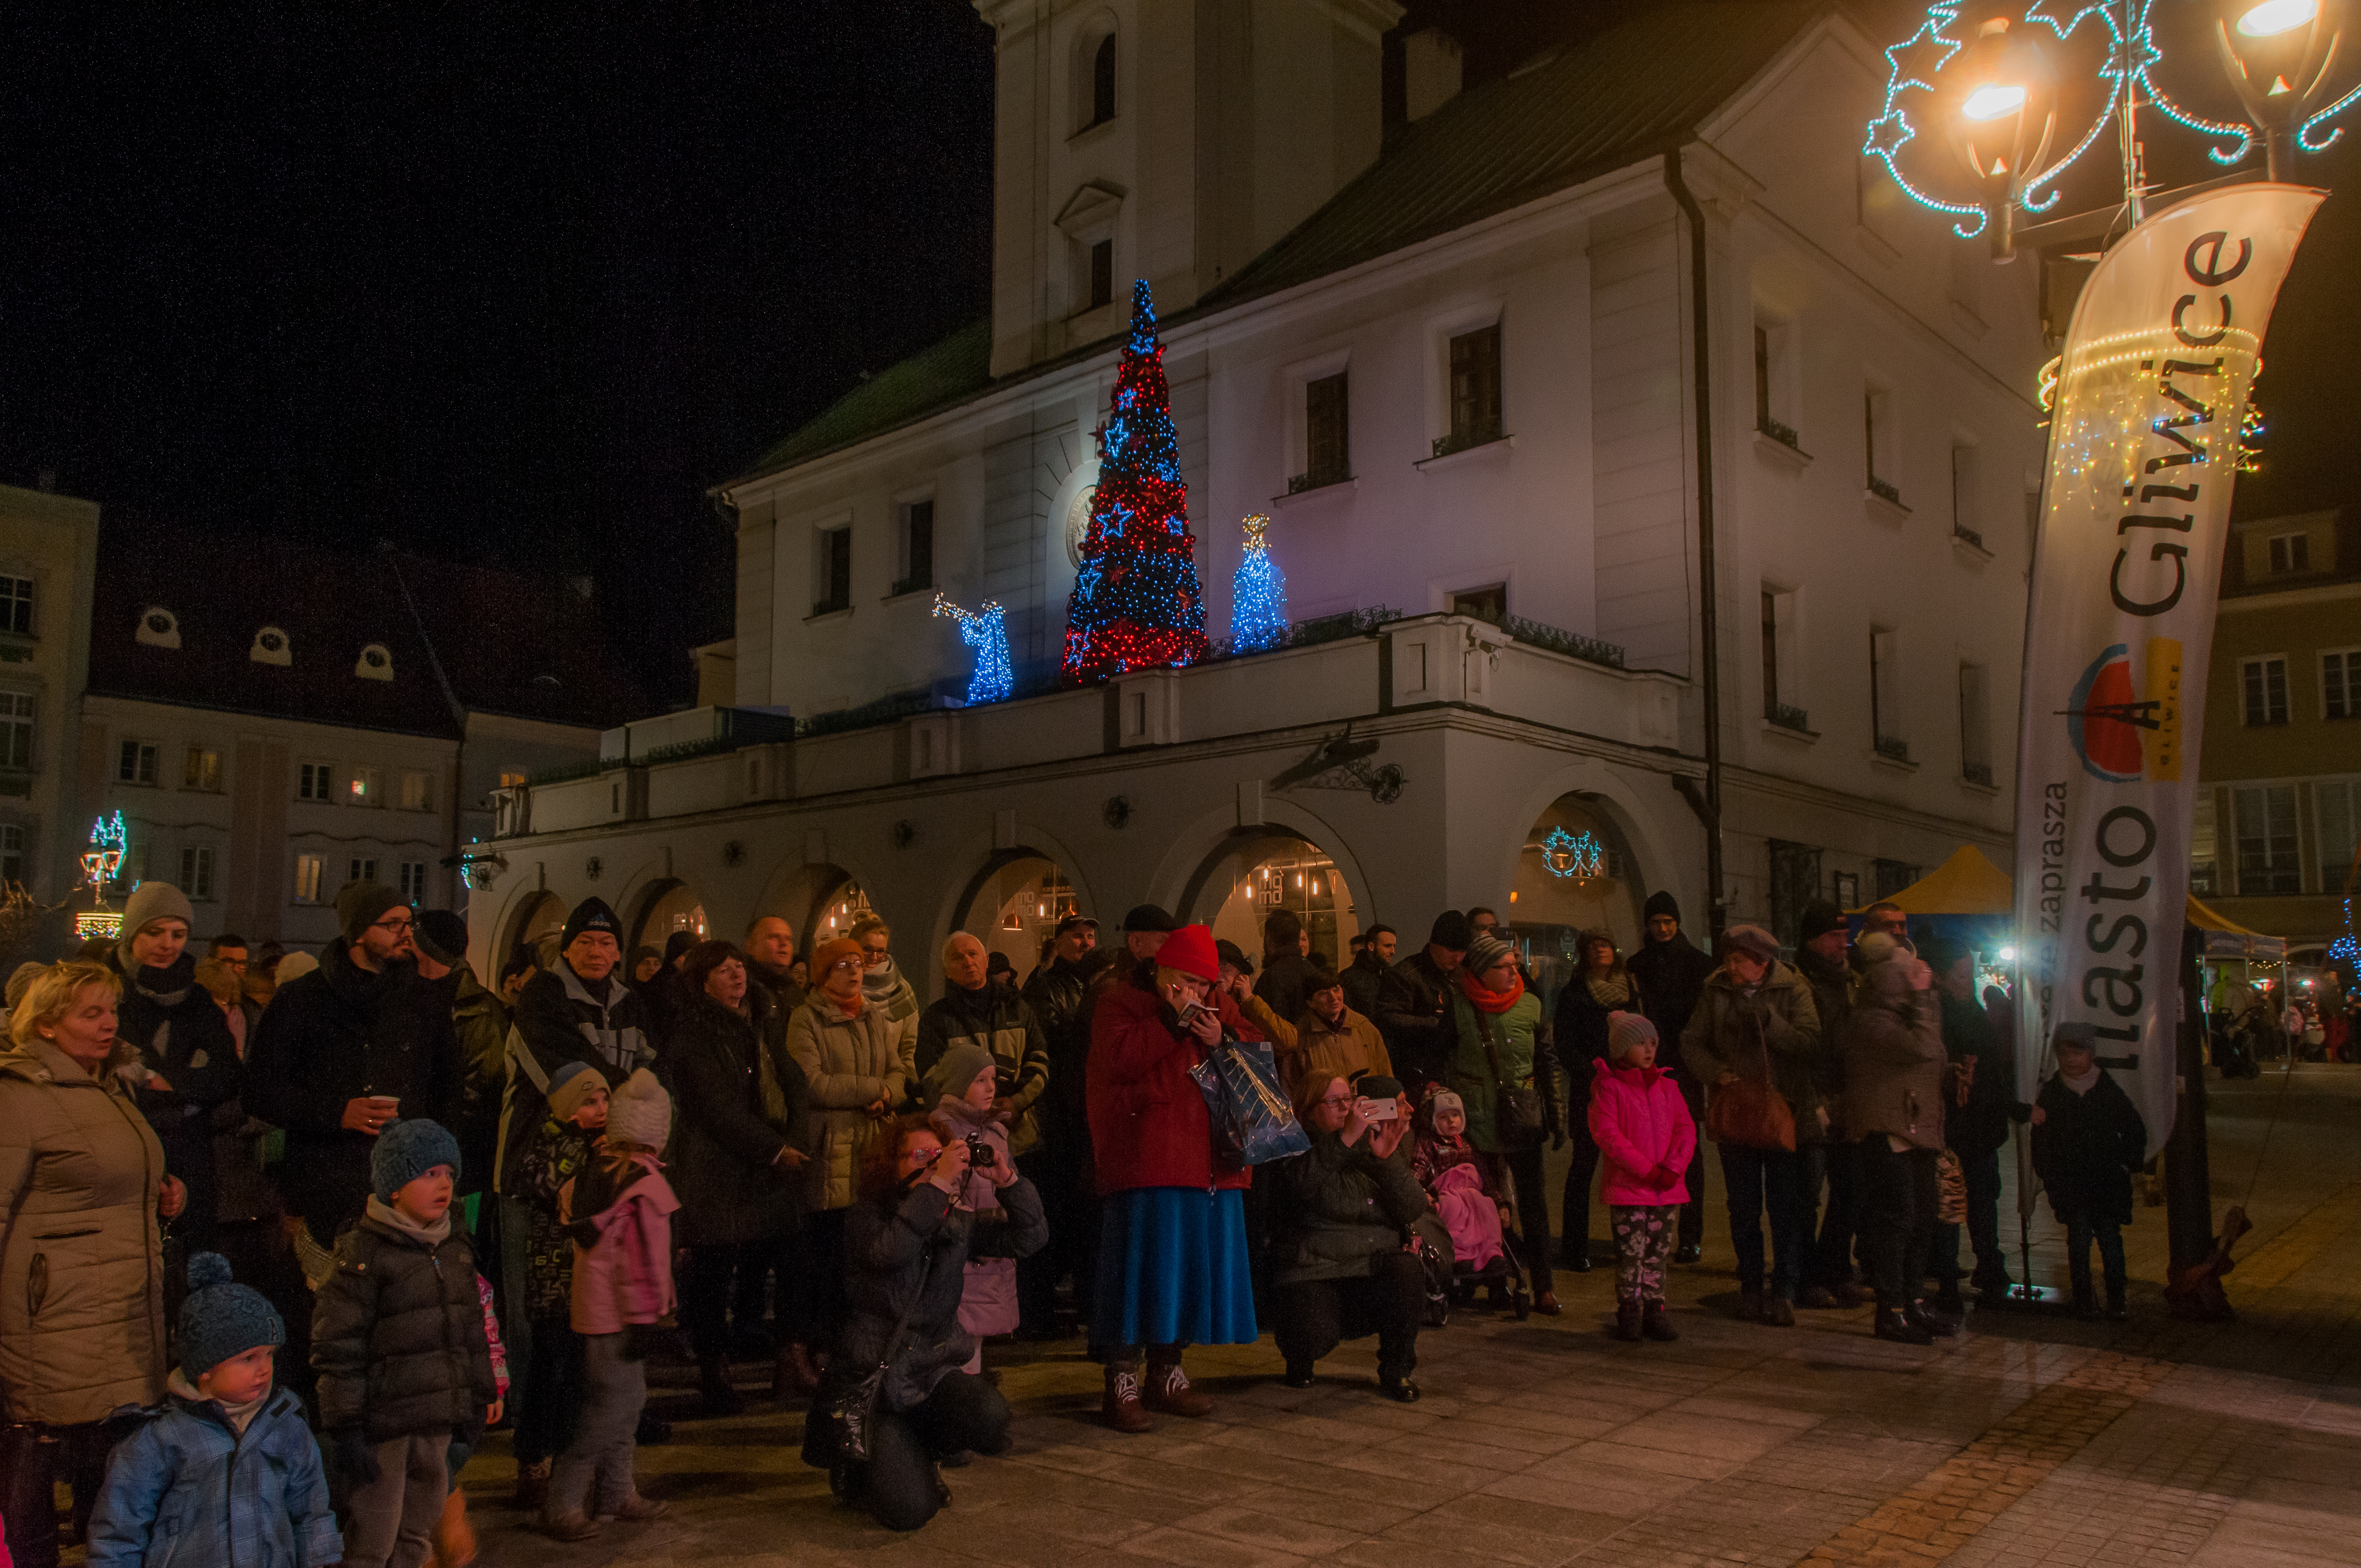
[
  {"xmin": 355, "ymin": 643, "xmax": 394, "ymax": 680},
  {"xmin": 251, "ymin": 625, "xmax": 291, "ymax": 665},
  {"xmin": 1074, "ymin": 14, "xmax": 1117, "ymax": 133},
  {"xmin": 137, "ymin": 607, "xmax": 181, "ymax": 649}
]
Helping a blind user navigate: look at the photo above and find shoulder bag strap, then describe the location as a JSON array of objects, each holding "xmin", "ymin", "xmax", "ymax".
[{"xmin": 1471, "ymin": 998, "xmax": 1508, "ymax": 1086}]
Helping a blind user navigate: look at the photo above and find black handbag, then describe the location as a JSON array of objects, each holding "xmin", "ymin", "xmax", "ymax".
[
  {"xmin": 1473, "ymin": 1004, "xmax": 1544, "ymax": 1150},
  {"xmin": 824, "ymin": 1251, "xmax": 934, "ymax": 1464}
]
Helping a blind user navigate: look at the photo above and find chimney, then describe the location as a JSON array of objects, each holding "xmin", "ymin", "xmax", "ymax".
[{"xmin": 1403, "ymin": 29, "xmax": 1462, "ymax": 123}]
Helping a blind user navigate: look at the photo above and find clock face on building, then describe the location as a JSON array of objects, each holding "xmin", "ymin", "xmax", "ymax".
[{"xmin": 1064, "ymin": 482, "xmax": 1097, "ymax": 567}]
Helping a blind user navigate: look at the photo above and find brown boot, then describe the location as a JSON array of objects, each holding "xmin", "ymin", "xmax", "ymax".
[
  {"xmin": 512, "ymin": 1458, "xmax": 550, "ymax": 1513},
  {"xmin": 433, "ymin": 1485, "xmax": 477, "ymax": 1568},
  {"xmin": 1142, "ymin": 1348, "xmax": 1214, "ymax": 1418},
  {"xmin": 1101, "ymin": 1359, "xmax": 1155, "ymax": 1433}
]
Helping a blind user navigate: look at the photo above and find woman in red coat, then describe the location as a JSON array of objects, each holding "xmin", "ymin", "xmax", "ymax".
[{"xmin": 1087, "ymin": 924, "xmax": 1258, "ymax": 1432}]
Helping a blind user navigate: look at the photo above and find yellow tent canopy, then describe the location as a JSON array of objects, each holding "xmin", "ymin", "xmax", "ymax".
[
  {"xmin": 1848, "ymin": 845, "xmax": 2012, "ymax": 916},
  {"xmin": 2187, "ymin": 894, "xmax": 2288, "ymax": 961}
]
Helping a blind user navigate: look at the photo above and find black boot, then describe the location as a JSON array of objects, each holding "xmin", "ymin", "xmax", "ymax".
[
  {"xmin": 1903, "ymin": 1297, "xmax": 1958, "ymax": 1339},
  {"xmin": 1875, "ymin": 1306, "xmax": 1934, "ymax": 1345},
  {"xmin": 698, "ymin": 1355, "xmax": 745, "ymax": 1417},
  {"xmin": 1614, "ymin": 1303, "xmax": 1643, "ymax": 1342}
]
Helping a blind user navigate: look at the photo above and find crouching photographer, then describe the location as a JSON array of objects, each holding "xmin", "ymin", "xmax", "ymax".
[
  {"xmin": 801, "ymin": 1114, "xmax": 1046, "ymax": 1531},
  {"xmin": 1266, "ymin": 1073, "xmax": 1437, "ymax": 1402}
]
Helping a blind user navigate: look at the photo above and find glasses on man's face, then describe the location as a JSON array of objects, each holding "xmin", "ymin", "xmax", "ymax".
[{"xmin": 372, "ymin": 917, "xmax": 414, "ymax": 935}]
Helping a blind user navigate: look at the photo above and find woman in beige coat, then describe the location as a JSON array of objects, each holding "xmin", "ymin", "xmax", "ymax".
[
  {"xmin": 781, "ymin": 935, "xmax": 915, "ymax": 1390},
  {"xmin": 2, "ymin": 961, "xmax": 184, "ymax": 1568}
]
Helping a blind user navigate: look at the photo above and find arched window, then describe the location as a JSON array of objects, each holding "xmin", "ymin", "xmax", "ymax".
[{"xmin": 1091, "ymin": 31, "xmax": 1116, "ymax": 127}]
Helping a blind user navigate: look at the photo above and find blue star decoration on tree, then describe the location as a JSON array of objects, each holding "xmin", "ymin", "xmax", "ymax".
[
  {"xmin": 934, "ymin": 595, "xmax": 1014, "ymax": 705},
  {"xmin": 1063, "ymin": 280, "xmax": 1212, "ymax": 682},
  {"xmin": 1228, "ymin": 513, "xmax": 1287, "ymax": 652}
]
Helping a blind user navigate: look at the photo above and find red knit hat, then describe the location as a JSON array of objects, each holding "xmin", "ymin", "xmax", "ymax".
[{"xmin": 1157, "ymin": 924, "xmax": 1220, "ymax": 982}]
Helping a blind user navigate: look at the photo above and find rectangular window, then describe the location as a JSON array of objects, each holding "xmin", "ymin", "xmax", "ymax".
[
  {"xmin": 398, "ymin": 861, "xmax": 428, "ymax": 903},
  {"xmin": 1761, "ymin": 587, "xmax": 1803, "ymax": 729},
  {"xmin": 0, "ymin": 576, "xmax": 30, "ymax": 635},
  {"xmin": 0, "ymin": 693, "xmax": 32, "ymax": 771},
  {"xmin": 2233, "ymin": 784, "xmax": 2300, "ymax": 895},
  {"xmin": 814, "ymin": 527, "xmax": 851, "ymax": 617},
  {"xmin": 2324, "ymin": 649, "xmax": 2360, "ymax": 720},
  {"xmin": 349, "ymin": 766, "xmax": 382, "ymax": 806},
  {"xmin": 1751, "ymin": 320, "xmax": 1794, "ymax": 444},
  {"xmin": 1768, "ymin": 839, "xmax": 1822, "ymax": 949},
  {"xmin": 294, "ymin": 853, "xmax": 324, "ymax": 903},
  {"xmin": 1873, "ymin": 858, "xmax": 1921, "ymax": 899},
  {"xmin": 2190, "ymin": 791, "xmax": 2219, "ymax": 897},
  {"xmin": 0, "ymin": 821, "xmax": 21, "ymax": 885},
  {"xmin": 2318, "ymin": 780, "xmax": 2361, "ymax": 895},
  {"xmin": 1449, "ymin": 585, "xmax": 1505, "ymax": 624},
  {"xmin": 179, "ymin": 846, "xmax": 215, "ymax": 901},
  {"xmin": 2241, "ymin": 656, "xmax": 2289, "ymax": 726},
  {"xmin": 1831, "ymin": 869, "xmax": 1859, "ymax": 910},
  {"xmin": 1445, "ymin": 323, "xmax": 1503, "ymax": 452},
  {"xmin": 2268, "ymin": 531, "xmax": 2310, "ymax": 574},
  {"xmin": 498, "ymin": 770, "xmax": 528, "ymax": 789},
  {"xmin": 1754, "ymin": 325, "xmax": 1771, "ymax": 432},
  {"xmin": 399, "ymin": 771, "xmax": 432, "ymax": 812},
  {"xmin": 1761, "ymin": 591, "xmax": 1781, "ymax": 711},
  {"xmin": 348, "ymin": 856, "xmax": 378, "ymax": 886},
  {"xmin": 298, "ymin": 762, "xmax": 334, "ymax": 802},
  {"xmin": 893, "ymin": 499, "xmax": 934, "ymax": 597},
  {"xmin": 1959, "ymin": 662, "xmax": 1992, "ymax": 785},
  {"xmin": 1088, "ymin": 238, "xmax": 1113, "ymax": 310},
  {"xmin": 118, "ymin": 741, "xmax": 157, "ymax": 786},
  {"xmin": 183, "ymin": 746, "xmax": 221, "ymax": 791},
  {"xmin": 1870, "ymin": 628, "xmax": 1905, "ymax": 758},
  {"xmin": 1303, "ymin": 372, "xmax": 1350, "ymax": 487}
]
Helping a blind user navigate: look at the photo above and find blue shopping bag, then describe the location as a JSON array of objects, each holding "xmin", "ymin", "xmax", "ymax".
[{"xmin": 1190, "ymin": 1036, "xmax": 1311, "ymax": 1166}]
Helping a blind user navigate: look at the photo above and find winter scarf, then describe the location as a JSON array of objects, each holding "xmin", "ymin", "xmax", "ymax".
[
  {"xmin": 1584, "ymin": 970, "xmax": 1633, "ymax": 1008},
  {"xmin": 362, "ymin": 1194, "xmax": 452, "ymax": 1248},
  {"xmin": 1457, "ymin": 963, "xmax": 1526, "ymax": 1015},
  {"xmin": 165, "ymin": 1368, "xmax": 268, "ymax": 1436},
  {"xmin": 862, "ymin": 956, "xmax": 920, "ymax": 1030},
  {"xmin": 2060, "ymin": 1062, "xmax": 2102, "ymax": 1095}
]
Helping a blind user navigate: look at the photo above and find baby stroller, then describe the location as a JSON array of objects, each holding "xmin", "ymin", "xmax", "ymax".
[{"xmin": 1418, "ymin": 1153, "xmax": 1532, "ymax": 1325}]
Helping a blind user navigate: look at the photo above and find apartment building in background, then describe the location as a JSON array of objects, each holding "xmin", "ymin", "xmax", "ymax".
[{"xmin": 0, "ymin": 482, "xmax": 102, "ymax": 916}]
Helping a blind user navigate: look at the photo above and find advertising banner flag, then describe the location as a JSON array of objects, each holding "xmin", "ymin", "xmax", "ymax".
[{"xmin": 2014, "ymin": 184, "xmax": 2321, "ymax": 1156}]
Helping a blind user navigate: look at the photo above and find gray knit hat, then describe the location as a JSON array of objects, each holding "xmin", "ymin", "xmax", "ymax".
[
  {"xmin": 117, "ymin": 881, "xmax": 195, "ymax": 966},
  {"xmin": 369, "ymin": 1118, "xmax": 461, "ymax": 1202},
  {"xmin": 177, "ymin": 1252, "xmax": 284, "ymax": 1381},
  {"xmin": 1465, "ymin": 930, "xmax": 1516, "ymax": 978},
  {"xmin": 1606, "ymin": 1010, "xmax": 1659, "ymax": 1060},
  {"xmin": 924, "ymin": 1041, "xmax": 999, "ymax": 1107}
]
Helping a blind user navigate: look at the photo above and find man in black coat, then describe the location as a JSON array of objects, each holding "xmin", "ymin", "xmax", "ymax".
[
  {"xmin": 1340, "ymin": 924, "xmax": 1395, "ymax": 1022},
  {"xmin": 246, "ymin": 882, "xmax": 464, "ymax": 1247},
  {"xmin": 1018, "ymin": 912, "xmax": 1099, "ymax": 1337},
  {"xmin": 1375, "ymin": 910, "xmax": 1471, "ymax": 1091},
  {"xmin": 1626, "ymin": 890, "xmax": 1716, "ymax": 1261},
  {"xmin": 1256, "ymin": 910, "xmax": 1320, "ymax": 1027},
  {"xmin": 1925, "ymin": 932, "xmax": 2019, "ymax": 1305},
  {"xmin": 496, "ymin": 897, "xmax": 655, "ymax": 1194}
]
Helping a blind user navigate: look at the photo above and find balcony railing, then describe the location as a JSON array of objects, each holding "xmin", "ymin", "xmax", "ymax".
[
  {"xmin": 1765, "ymin": 699, "xmax": 1811, "ymax": 732},
  {"xmin": 1495, "ymin": 612, "xmax": 1626, "ymax": 670},
  {"xmin": 1430, "ymin": 422, "xmax": 1506, "ymax": 460},
  {"xmin": 1868, "ymin": 475, "xmax": 1903, "ymax": 507},
  {"xmin": 1875, "ymin": 734, "xmax": 1912, "ymax": 764},
  {"xmin": 1952, "ymin": 522, "xmax": 1984, "ymax": 551},
  {"xmin": 1756, "ymin": 417, "xmax": 1801, "ymax": 450},
  {"xmin": 1286, "ymin": 467, "xmax": 1352, "ymax": 494}
]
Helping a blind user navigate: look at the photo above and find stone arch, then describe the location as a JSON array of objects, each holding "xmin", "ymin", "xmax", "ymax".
[
  {"xmin": 623, "ymin": 877, "xmax": 708, "ymax": 959},
  {"xmin": 750, "ymin": 858, "xmax": 877, "ymax": 956},
  {"xmin": 493, "ymin": 886, "xmax": 565, "ymax": 976},
  {"xmin": 922, "ymin": 819, "xmax": 1102, "ymax": 997},
  {"xmin": 1493, "ymin": 760, "xmax": 1695, "ymax": 961},
  {"xmin": 1158, "ymin": 797, "xmax": 1375, "ymax": 971}
]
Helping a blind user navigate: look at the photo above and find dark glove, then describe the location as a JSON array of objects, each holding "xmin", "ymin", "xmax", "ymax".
[{"xmin": 333, "ymin": 1428, "xmax": 380, "ymax": 1486}]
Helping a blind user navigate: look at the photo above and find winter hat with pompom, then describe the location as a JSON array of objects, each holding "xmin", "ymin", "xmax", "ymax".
[
  {"xmin": 605, "ymin": 1068, "xmax": 672, "ymax": 1153},
  {"xmin": 1606, "ymin": 1011, "xmax": 1660, "ymax": 1060},
  {"xmin": 177, "ymin": 1251, "xmax": 285, "ymax": 1381}
]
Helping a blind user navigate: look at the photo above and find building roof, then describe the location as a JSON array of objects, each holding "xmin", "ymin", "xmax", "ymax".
[
  {"xmin": 85, "ymin": 523, "xmax": 650, "ymax": 737},
  {"xmin": 728, "ymin": 2, "xmax": 1818, "ymax": 486}
]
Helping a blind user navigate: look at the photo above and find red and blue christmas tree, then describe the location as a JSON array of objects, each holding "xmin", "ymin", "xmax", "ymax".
[{"xmin": 1063, "ymin": 281, "xmax": 1211, "ymax": 682}]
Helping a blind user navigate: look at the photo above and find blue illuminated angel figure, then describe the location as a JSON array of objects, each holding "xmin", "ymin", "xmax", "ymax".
[{"xmin": 934, "ymin": 595, "xmax": 1014, "ymax": 705}]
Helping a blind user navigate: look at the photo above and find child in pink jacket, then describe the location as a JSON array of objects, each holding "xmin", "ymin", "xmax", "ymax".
[
  {"xmin": 1587, "ymin": 1012, "xmax": 1696, "ymax": 1343},
  {"xmin": 550, "ymin": 1069, "xmax": 678, "ymax": 1539}
]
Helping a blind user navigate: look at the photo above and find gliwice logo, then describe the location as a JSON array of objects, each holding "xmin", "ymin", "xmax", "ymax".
[{"xmin": 2062, "ymin": 639, "xmax": 2183, "ymax": 783}]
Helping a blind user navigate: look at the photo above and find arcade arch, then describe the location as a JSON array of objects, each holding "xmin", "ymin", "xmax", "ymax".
[
  {"xmin": 751, "ymin": 862, "xmax": 873, "ymax": 953},
  {"xmin": 630, "ymin": 879, "xmax": 709, "ymax": 954},
  {"xmin": 1506, "ymin": 793, "xmax": 1647, "ymax": 994},
  {"xmin": 1186, "ymin": 830, "xmax": 1361, "ymax": 969},
  {"xmin": 955, "ymin": 854, "xmax": 1082, "ymax": 978},
  {"xmin": 500, "ymin": 889, "xmax": 566, "ymax": 972}
]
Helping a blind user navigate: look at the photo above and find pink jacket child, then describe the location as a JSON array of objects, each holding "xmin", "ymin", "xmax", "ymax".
[
  {"xmin": 1412, "ymin": 1090, "xmax": 1507, "ymax": 1270},
  {"xmin": 1588, "ymin": 1055, "xmax": 1696, "ymax": 1207},
  {"xmin": 562, "ymin": 1069, "xmax": 681, "ymax": 1337}
]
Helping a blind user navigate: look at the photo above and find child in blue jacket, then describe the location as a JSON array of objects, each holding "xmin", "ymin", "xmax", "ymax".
[{"xmin": 86, "ymin": 1252, "xmax": 341, "ymax": 1568}]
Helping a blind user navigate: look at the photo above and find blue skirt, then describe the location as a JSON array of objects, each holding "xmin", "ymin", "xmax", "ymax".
[{"xmin": 1093, "ymin": 1186, "xmax": 1258, "ymax": 1349}]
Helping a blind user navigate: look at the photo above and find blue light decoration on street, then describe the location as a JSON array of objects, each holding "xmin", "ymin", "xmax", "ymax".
[
  {"xmin": 934, "ymin": 594, "xmax": 1014, "ymax": 705},
  {"xmin": 74, "ymin": 811, "xmax": 129, "ymax": 940},
  {"xmin": 1863, "ymin": 0, "xmax": 2361, "ymax": 258},
  {"xmin": 1540, "ymin": 827, "xmax": 1607, "ymax": 881},
  {"xmin": 1228, "ymin": 513, "xmax": 1288, "ymax": 653}
]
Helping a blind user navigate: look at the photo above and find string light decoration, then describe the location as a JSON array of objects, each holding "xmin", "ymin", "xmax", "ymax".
[
  {"xmin": 1539, "ymin": 827, "xmax": 1608, "ymax": 880},
  {"xmin": 933, "ymin": 594, "xmax": 1014, "ymax": 705},
  {"xmin": 1865, "ymin": 0, "xmax": 2361, "ymax": 255},
  {"xmin": 1228, "ymin": 513, "xmax": 1288, "ymax": 652},
  {"xmin": 73, "ymin": 811, "xmax": 128, "ymax": 941},
  {"xmin": 1063, "ymin": 281, "xmax": 1212, "ymax": 682}
]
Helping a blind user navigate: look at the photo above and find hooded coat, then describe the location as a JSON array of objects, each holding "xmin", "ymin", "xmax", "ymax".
[
  {"xmin": 85, "ymin": 1382, "xmax": 341, "ymax": 1568},
  {"xmin": 1087, "ymin": 976, "xmax": 1262, "ymax": 1194},
  {"xmin": 0, "ymin": 1038, "xmax": 170, "ymax": 1424},
  {"xmin": 1265, "ymin": 1129, "xmax": 1433, "ymax": 1287},
  {"xmin": 1680, "ymin": 960, "xmax": 1827, "ymax": 1142},
  {"xmin": 1587, "ymin": 1058, "xmax": 1696, "ymax": 1206},
  {"xmin": 243, "ymin": 945, "xmax": 463, "ymax": 1232},
  {"xmin": 670, "ymin": 989, "xmax": 810, "ymax": 1245},
  {"xmin": 786, "ymin": 991, "xmax": 916, "ymax": 1211},
  {"xmin": 309, "ymin": 1200, "xmax": 498, "ymax": 1441}
]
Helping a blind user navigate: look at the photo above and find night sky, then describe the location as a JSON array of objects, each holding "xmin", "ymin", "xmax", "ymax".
[{"xmin": 5, "ymin": 2, "xmax": 2355, "ymax": 709}]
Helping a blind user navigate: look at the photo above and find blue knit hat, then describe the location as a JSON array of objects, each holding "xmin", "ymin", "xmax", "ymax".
[
  {"xmin": 370, "ymin": 1117, "xmax": 462, "ymax": 1202},
  {"xmin": 178, "ymin": 1252, "xmax": 284, "ymax": 1381}
]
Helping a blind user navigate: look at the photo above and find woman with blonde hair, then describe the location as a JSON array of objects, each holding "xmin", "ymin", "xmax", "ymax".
[{"xmin": 2, "ymin": 962, "xmax": 186, "ymax": 1568}]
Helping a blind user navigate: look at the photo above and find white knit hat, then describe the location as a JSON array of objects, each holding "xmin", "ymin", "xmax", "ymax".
[{"xmin": 605, "ymin": 1068, "xmax": 671, "ymax": 1154}]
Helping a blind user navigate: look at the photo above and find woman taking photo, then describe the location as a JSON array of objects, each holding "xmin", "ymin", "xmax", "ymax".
[
  {"xmin": 1445, "ymin": 931, "xmax": 1558, "ymax": 1314},
  {"xmin": 670, "ymin": 939, "xmax": 810, "ymax": 1414},
  {"xmin": 802, "ymin": 1114, "xmax": 1045, "ymax": 1531},
  {"xmin": 1552, "ymin": 930, "xmax": 1648, "ymax": 1273},
  {"xmin": 1088, "ymin": 924, "xmax": 1261, "ymax": 1430},
  {"xmin": 2, "ymin": 962, "xmax": 186, "ymax": 1568}
]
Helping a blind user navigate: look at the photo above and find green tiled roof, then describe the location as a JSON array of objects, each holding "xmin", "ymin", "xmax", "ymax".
[
  {"xmin": 739, "ymin": 315, "xmax": 991, "ymax": 478},
  {"xmin": 1206, "ymin": 1, "xmax": 1820, "ymax": 305},
  {"xmin": 736, "ymin": 3, "xmax": 1818, "ymax": 483}
]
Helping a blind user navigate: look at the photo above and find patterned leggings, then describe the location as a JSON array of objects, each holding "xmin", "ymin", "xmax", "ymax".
[{"xmin": 1610, "ymin": 1205, "xmax": 1677, "ymax": 1309}]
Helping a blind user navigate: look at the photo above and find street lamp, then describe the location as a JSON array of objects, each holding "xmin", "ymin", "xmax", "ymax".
[
  {"xmin": 1944, "ymin": 16, "xmax": 2057, "ymax": 259},
  {"xmin": 2216, "ymin": 0, "xmax": 2344, "ymax": 179}
]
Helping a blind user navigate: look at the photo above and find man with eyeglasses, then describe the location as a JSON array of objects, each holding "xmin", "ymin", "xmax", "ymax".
[
  {"xmin": 498, "ymin": 897, "xmax": 656, "ymax": 1193},
  {"xmin": 247, "ymin": 880, "xmax": 465, "ymax": 1251}
]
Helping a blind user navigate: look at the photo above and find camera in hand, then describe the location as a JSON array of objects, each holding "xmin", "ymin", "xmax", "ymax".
[{"xmin": 962, "ymin": 1133, "xmax": 997, "ymax": 1169}]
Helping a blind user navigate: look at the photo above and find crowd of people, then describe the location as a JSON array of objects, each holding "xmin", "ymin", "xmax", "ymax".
[{"xmin": 0, "ymin": 875, "xmax": 2155, "ymax": 1553}]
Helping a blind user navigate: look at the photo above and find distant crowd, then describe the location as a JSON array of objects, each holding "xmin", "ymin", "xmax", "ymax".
[{"xmin": 1, "ymin": 876, "xmax": 2147, "ymax": 1553}]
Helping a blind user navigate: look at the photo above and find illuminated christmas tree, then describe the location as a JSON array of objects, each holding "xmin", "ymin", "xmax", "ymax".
[
  {"xmin": 1063, "ymin": 281, "xmax": 1211, "ymax": 682},
  {"xmin": 934, "ymin": 595, "xmax": 1014, "ymax": 705},
  {"xmin": 1228, "ymin": 513, "xmax": 1287, "ymax": 652}
]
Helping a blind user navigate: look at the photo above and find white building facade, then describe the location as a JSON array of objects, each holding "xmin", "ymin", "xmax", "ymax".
[{"xmin": 469, "ymin": 1, "xmax": 2044, "ymax": 995}]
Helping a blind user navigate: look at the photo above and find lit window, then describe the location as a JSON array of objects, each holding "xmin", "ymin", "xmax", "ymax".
[
  {"xmin": 184, "ymin": 747, "xmax": 221, "ymax": 791},
  {"xmin": 294, "ymin": 854, "xmax": 324, "ymax": 903},
  {"xmin": 399, "ymin": 771, "xmax": 432, "ymax": 812},
  {"xmin": 498, "ymin": 770, "xmax": 527, "ymax": 789},
  {"xmin": 350, "ymin": 766, "xmax": 382, "ymax": 805}
]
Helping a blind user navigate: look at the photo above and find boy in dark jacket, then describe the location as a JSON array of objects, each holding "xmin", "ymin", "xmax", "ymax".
[
  {"xmin": 88, "ymin": 1253, "xmax": 340, "ymax": 1568},
  {"xmin": 506, "ymin": 1063, "xmax": 609, "ymax": 1509},
  {"xmin": 2031, "ymin": 1023, "xmax": 2147, "ymax": 1320},
  {"xmin": 312, "ymin": 1119, "xmax": 499, "ymax": 1568}
]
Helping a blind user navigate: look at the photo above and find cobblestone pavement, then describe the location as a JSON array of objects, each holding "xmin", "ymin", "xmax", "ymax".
[{"xmin": 466, "ymin": 1066, "xmax": 2361, "ymax": 1566}]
